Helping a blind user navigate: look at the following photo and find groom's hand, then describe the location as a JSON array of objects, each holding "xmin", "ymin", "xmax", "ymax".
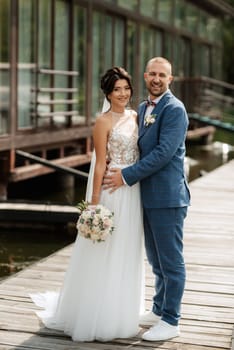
[{"xmin": 103, "ymin": 168, "xmax": 124, "ymax": 193}]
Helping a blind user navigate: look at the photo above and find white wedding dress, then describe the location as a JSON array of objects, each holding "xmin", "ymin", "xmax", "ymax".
[{"xmin": 30, "ymin": 109, "xmax": 144, "ymax": 341}]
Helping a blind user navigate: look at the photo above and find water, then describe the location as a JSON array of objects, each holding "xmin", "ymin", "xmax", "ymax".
[
  {"xmin": 0, "ymin": 228, "xmax": 74, "ymax": 281},
  {"xmin": 1, "ymin": 133, "xmax": 234, "ymax": 281}
]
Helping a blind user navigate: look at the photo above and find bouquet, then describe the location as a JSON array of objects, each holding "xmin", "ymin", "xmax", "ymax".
[{"xmin": 76, "ymin": 200, "xmax": 114, "ymax": 243}]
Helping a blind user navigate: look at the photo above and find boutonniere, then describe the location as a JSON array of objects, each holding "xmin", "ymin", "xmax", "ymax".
[{"xmin": 144, "ymin": 114, "xmax": 157, "ymax": 127}]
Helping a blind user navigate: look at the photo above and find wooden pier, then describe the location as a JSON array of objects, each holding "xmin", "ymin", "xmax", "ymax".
[{"xmin": 0, "ymin": 160, "xmax": 234, "ymax": 350}]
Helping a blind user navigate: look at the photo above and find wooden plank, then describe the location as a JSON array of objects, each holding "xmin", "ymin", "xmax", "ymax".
[{"xmin": 0, "ymin": 161, "xmax": 234, "ymax": 349}]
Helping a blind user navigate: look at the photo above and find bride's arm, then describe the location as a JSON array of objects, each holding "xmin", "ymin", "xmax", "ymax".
[{"xmin": 91, "ymin": 115, "xmax": 110, "ymax": 205}]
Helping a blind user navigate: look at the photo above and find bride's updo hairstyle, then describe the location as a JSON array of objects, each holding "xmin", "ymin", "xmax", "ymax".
[{"xmin": 100, "ymin": 67, "xmax": 133, "ymax": 101}]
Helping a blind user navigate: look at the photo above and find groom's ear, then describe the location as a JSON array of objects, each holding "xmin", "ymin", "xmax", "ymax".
[{"xmin": 169, "ymin": 75, "xmax": 174, "ymax": 84}]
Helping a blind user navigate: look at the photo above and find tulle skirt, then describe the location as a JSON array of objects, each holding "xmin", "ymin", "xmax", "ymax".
[{"xmin": 30, "ymin": 182, "xmax": 144, "ymax": 341}]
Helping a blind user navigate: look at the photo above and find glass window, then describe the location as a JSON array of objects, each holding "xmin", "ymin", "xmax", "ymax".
[
  {"xmin": 140, "ymin": 0, "xmax": 157, "ymax": 18},
  {"xmin": 199, "ymin": 10, "xmax": 208, "ymax": 39},
  {"xmin": 211, "ymin": 46, "xmax": 222, "ymax": 80},
  {"xmin": 117, "ymin": 0, "xmax": 138, "ymax": 11},
  {"xmin": 138, "ymin": 26, "xmax": 163, "ymax": 101},
  {"xmin": 54, "ymin": 0, "xmax": 69, "ymax": 123},
  {"xmin": 191, "ymin": 42, "xmax": 201, "ymax": 76},
  {"xmin": 139, "ymin": 26, "xmax": 155, "ymax": 101},
  {"xmin": 38, "ymin": 1, "xmax": 51, "ymax": 72},
  {"xmin": 36, "ymin": 0, "xmax": 52, "ymax": 127},
  {"xmin": 173, "ymin": 37, "xmax": 191, "ymax": 77},
  {"xmin": 155, "ymin": 31, "xmax": 163, "ymax": 56},
  {"xmin": 207, "ymin": 17, "xmax": 222, "ymax": 43},
  {"xmin": 200, "ymin": 45, "xmax": 210, "ymax": 76},
  {"xmin": 191, "ymin": 43, "xmax": 210, "ymax": 77},
  {"xmin": 186, "ymin": 3, "xmax": 199, "ymax": 34},
  {"xmin": 73, "ymin": 5, "xmax": 87, "ymax": 122},
  {"xmin": 158, "ymin": 0, "xmax": 172, "ymax": 24},
  {"xmin": 163, "ymin": 32, "xmax": 172, "ymax": 61},
  {"xmin": 174, "ymin": 0, "xmax": 186, "ymax": 28},
  {"xmin": 114, "ymin": 18, "xmax": 124, "ymax": 66},
  {"xmin": 92, "ymin": 12, "xmax": 125, "ymax": 117},
  {"xmin": 18, "ymin": 0, "xmax": 36, "ymax": 129},
  {"xmin": 0, "ymin": 0, "xmax": 10, "ymax": 135},
  {"xmin": 92, "ymin": 12, "xmax": 105, "ymax": 117},
  {"xmin": 105, "ymin": 16, "xmax": 113, "ymax": 69},
  {"xmin": 127, "ymin": 21, "xmax": 137, "ymax": 82}
]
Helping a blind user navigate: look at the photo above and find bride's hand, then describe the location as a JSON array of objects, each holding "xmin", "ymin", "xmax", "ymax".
[{"xmin": 102, "ymin": 168, "xmax": 124, "ymax": 193}]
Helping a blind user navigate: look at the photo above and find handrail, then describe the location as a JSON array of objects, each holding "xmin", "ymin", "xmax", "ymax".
[
  {"xmin": 172, "ymin": 75, "xmax": 234, "ymax": 117},
  {"xmin": 31, "ymin": 111, "xmax": 78, "ymax": 118},
  {"xmin": 35, "ymin": 99, "xmax": 78, "ymax": 105},
  {"xmin": 189, "ymin": 113, "xmax": 234, "ymax": 132},
  {"xmin": 173, "ymin": 76, "xmax": 234, "ymax": 91},
  {"xmin": 31, "ymin": 68, "xmax": 79, "ymax": 126},
  {"xmin": 31, "ymin": 87, "xmax": 78, "ymax": 93},
  {"xmin": 36, "ymin": 68, "xmax": 79, "ymax": 76},
  {"xmin": 16, "ymin": 150, "xmax": 88, "ymax": 179},
  {"xmin": 204, "ymin": 89, "xmax": 234, "ymax": 104}
]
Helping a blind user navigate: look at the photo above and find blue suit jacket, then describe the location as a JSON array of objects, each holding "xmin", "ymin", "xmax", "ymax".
[{"xmin": 122, "ymin": 90, "xmax": 190, "ymax": 208}]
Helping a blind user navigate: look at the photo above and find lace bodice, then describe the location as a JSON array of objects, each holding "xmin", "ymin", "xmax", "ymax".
[{"xmin": 107, "ymin": 110, "xmax": 139, "ymax": 167}]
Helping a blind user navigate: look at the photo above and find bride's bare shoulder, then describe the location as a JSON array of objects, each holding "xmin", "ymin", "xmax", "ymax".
[
  {"xmin": 128, "ymin": 109, "xmax": 137, "ymax": 121},
  {"xmin": 94, "ymin": 112, "xmax": 112, "ymax": 128}
]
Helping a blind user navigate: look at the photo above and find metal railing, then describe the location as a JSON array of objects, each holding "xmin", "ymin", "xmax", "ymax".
[
  {"xmin": 31, "ymin": 68, "xmax": 79, "ymax": 127},
  {"xmin": 172, "ymin": 76, "xmax": 234, "ymax": 119}
]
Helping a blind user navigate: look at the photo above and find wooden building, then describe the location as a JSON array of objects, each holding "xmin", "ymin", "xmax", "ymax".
[{"xmin": 0, "ymin": 0, "xmax": 234, "ymax": 199}]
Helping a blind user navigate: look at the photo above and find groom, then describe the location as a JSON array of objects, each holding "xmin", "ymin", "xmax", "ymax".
[{"xmin": 104, "ymin": 57, "xmax": 190, "ymax": 341}]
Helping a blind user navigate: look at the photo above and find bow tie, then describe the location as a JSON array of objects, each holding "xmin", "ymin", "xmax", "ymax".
[{"xmin": 146, "ymin": 100, "xmax": 156, "ymax": 107}]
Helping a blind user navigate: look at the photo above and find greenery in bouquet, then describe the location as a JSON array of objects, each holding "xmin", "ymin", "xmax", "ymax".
[{"xmin": 76, "ymin": 200, "xmax": 114, "ymax": 243}]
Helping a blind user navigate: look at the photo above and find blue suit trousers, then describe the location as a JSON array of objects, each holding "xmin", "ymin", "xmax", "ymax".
[{"xmin": 143, "ymin": 207, "xmax": 187, "ymax": 326}]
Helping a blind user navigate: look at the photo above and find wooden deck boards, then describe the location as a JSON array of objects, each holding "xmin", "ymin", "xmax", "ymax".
[{"xmin": 0, "ymin": 160, "xmax": 234, "ymax": 350}]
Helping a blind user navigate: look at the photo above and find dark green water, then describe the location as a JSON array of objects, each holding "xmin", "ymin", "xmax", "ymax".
[{"xmin": 1, "ymin": 132, "xmax": 234, "ymax": 281}]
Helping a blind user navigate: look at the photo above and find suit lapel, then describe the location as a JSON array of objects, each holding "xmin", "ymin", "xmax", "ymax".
[
  {"xmin": 138, "ymin": 91, "xmax": 172, "ymax": 140},
  {"xmin": 138, "ymin": 103, "xmax": 147, "ymax": 137}
]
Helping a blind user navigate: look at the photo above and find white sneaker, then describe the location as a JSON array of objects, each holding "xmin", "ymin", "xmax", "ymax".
[
  {"xmin": 139, "ymin": 311, "xmax": 161, "ymax": 326},
  {"xmin": 142, "ymin": 320, "xmax": 180, "ymax": 341}
]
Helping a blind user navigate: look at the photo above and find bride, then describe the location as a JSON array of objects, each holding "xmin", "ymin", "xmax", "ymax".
[{"xmin": 30, "ymin": 67, "xmax": 144, "ymax": 342}]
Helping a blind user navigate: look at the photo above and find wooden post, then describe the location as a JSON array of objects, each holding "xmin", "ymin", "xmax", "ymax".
[{"xmin": 0, "ymin": 152, "xmax": 10, "ymax": 200}]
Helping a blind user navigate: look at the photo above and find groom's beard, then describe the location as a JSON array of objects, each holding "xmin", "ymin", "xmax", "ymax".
[{"xmin": 147, "ymin": 82, "xmax": 167, "ymax": 97}]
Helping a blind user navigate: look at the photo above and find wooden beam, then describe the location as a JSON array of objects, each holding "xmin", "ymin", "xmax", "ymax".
[
  {"xmin": 0, "ymin": 126, "xmax": 93, "ymax": 151},
  {"xmin": 10, "ymin": 152, "xmax": 91, "ymax": 182}
]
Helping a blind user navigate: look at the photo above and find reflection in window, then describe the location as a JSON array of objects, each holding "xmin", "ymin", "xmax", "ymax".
[
  {"xmin": 139, "ymin": 26, "xmax": 152, "ymax": 101},
  {"xmin": 164, "ymin": 33, "xmax": 172, "ymax": 61},
  {"xmin": 105, "ymin": 16, "xmax": 113, "ymax": 69},
  {"xmin": 54, "ymin": 0, "xmax": 69, "ymax": 122},
  {"xmin": 187, "ymin": 3, "xmax": 199, "ymax": 34},
  {"xmin": 114, "ymin": 18, "xmax": 124, "ymax": 66},
  {"xmin": 0, "ymin": 0, "xmax": 10, "ymax": 134},
  {"xmin": 158, "ymin": 0, "xmax": 172, "ymax": 23},
  {"xmin": 207, "ymin": 17, "xmax": 221, "ymax": 43},
  {"xmin": 36, "ymin": 0, "xmax": 52, "ymax": 127},
  {"xmin": 191, "ymin": 42, "xmax": 201, "ymax": 76},
  {"xmin": 127, "ymin": 21, "xmax": 137, "ymax": 80},
  {"xmin": 118, "ymin": 0, "xmax": 138, "ymax": 11},
  {"xmin": 211, "ymin": 47, "xmax": 222, "ymax": 79},
  {"xmin": 73, "ymin": 5, "xmax": 87, "ymax": 121},
  {"xmin": 92, "ymin": 12, "xmax": 105, "ymax": 117},
  {"xmin": 199, "ymin": 10, "xmax": 208, "ymax": 39},
  {"xmin": 92, "ymin": 12, "xmax": 125, "ymax": 117},
  {"xmin": 173, "ymin": 37, "xmax": 191, "ymax": 77},
  {"xmin": 18, "ymin": 0, "xmax": 36, "ymax": 128},
  {"xmin": 191, "ymin": 42, "xmax": 210, "ymax": 77},
  {"xmin": 139, "ymin": 26, "xmax": 162, "ymax": 101},
  {"xmin": 140, "ymin": 0, "xmax": 157, "ymax": 18},
  {"xmin": 174, "ymin": 0, "xmax": 186, "ymax": 28},
  {"xmin": 200, "ymin": 45, "xmax": 210, "ymax": 76}
]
